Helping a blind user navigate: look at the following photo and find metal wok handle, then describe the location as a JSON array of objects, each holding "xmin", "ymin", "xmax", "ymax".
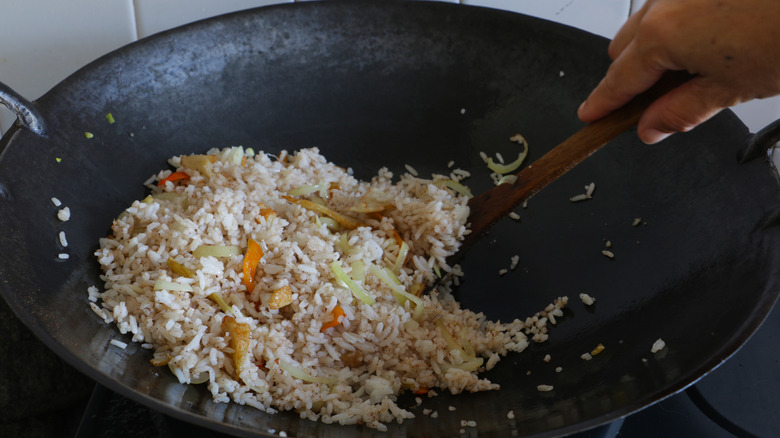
[
  {"xmin": 0, "ymin": 81, "xmax": 47, "ymax": 137},
  {"xmin": 738, "ymin": 118, "xmax": 780, "ymax": 163}
]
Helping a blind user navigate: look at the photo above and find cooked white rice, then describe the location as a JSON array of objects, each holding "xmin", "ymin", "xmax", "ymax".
[{"xmin": 91, "ymin": 146, "xmax": 566, "ymax": 428}]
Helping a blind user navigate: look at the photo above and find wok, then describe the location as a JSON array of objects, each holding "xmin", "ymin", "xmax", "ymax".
[{"xmin": 1, "ymin": 1, "xmax": 780, "ymax": 436}]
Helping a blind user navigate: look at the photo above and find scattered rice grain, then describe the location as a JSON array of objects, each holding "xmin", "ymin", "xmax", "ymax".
[{"xmin": 651, "ymin": 338, "xmax": 666, "ymax": 353}]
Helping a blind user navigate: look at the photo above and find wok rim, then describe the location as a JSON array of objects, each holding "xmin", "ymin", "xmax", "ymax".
[{"xmin": 1, "ymin": 1, "xmax": 780, "ymax": 436}]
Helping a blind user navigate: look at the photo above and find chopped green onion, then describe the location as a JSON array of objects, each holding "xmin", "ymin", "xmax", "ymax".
[
  {"xmin": 153, "ymin": 279, "xmax": 193, "ymax": 292},
  {"xmin": 84, "ymin": 132, "xmax": 94, "ymax": 139},
  {"xmin": 55, "ymin": 157, "xmax": 62, "ymax": 163},
  {"xmin": 497, "ymin": 175, "xmax": 518, "ymax": 185},
  {"xmin": 193, "ymin": 245, "xmax": 241, "ymax": 258},
  {"xmin": 278, "ymin": 359, "xmax": 337, "ymax": 385},
  {"xmin": 330, "ymin": 260, "xmax": 375, "ymax": 305},
  {"xmin": 105, "ymin": 113, "xmax": 115, "ymax": 124},
  {"xmin": 433, "ymin": 264, "xmax": 442, "ymax": 279}
]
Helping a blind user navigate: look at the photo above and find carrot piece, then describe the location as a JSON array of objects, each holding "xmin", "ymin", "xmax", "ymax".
[
  {"xmin": 413, "ymin": 387, "xmax": 429, "ymax": 395},
  {"xmin": 157, "ymin": 171, "xmax": 191, "ymax": 187},
  {"xmin": 242, "ymin": 238, "xmax": 264, "ymax": 292},
  {"xmin": 392, "ymin": 230, "xmax": 403, "ymax": 247},
  {"xmin": 368, "ymin": 212, "xmax": 384, "ymax": 221},
  {"xmin": 259, "ymin": 208, "xmax": 276, "ymax": 219},
  {"xmin": 320, "ymin": 305, "xmax": 346, "ymax": 332}
]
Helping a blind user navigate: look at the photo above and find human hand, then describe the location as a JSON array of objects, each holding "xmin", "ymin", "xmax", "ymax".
[{"xmin": 577, "ymin": 0, "xmax": 780, "ymax": 144}]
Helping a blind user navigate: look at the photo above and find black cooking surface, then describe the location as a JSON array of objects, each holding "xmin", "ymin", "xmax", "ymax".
[{"xmin": 3, "ymin": 289, "xmax": 776, "ymax": 438}]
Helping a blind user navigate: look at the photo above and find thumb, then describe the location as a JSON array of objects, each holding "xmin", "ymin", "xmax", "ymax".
[{"xmin": 637, "ymin": 76, "xmax": 735, "ymax": 144}]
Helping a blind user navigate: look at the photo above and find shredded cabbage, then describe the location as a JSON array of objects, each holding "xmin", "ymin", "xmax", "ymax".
[
  {"xmin": 153, "ymin": 279, "xmax": 193, "ymax": 292},
  {"xmin": 394, "ymin": 240, "xmax": 409, "ymax": 275},
  {"xmin": 331, "ymin": 260, "xmax": 375, "ymax": 305},
  {"xmin": 369, "ymin": 264, "xmax": 424, "ymax": 321},
  {"xmin": 443, "ymin": 357, "xmax": 484, "ymax": 372},
  {"xmin": 193, "ymin": 245, "xmax": 241, "ymax": 258},
  {"xmin": 278, "ymin": 359, "xmax": 336, "ymax": 385}
]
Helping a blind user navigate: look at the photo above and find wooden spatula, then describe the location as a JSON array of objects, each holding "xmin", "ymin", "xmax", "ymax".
[{"xmin": 462, "ymin": 72, "xmax": 691, "ymax": 248}]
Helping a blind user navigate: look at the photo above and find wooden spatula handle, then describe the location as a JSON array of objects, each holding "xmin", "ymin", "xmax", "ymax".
[{"xmin": 465, "ymin": 71, "xmax": 692, "ymax": 241}]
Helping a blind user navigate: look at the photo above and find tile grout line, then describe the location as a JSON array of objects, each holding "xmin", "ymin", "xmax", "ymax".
[{"xmin": 130, "ymin": 0, "xmax": 141, "ymax": 42}]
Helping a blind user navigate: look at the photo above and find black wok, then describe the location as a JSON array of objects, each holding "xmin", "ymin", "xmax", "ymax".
[{"xmin": 1, "ymin": 1, "xmax": 779, "ymax": 437}]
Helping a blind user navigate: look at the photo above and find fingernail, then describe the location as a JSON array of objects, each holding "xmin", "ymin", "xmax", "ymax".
[
  {"xmin": 641, "ymin": 128, "xmax": 672, "ymax": 144},
  {"xmin": 577, "ymin": 100, "xmax": 587, "ymax": 114}
]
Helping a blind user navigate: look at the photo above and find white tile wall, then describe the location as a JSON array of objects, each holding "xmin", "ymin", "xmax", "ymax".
[{"xmin": 1, "ymin": 0, "xmax": 777, "ymax": 135}]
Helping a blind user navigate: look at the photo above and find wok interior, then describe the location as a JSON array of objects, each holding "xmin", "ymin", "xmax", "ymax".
[{"xmin": 1, "ymin": 2, "xmax": 779, "ymax": 437}]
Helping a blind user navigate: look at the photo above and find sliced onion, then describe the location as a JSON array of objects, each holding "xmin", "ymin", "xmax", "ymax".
[
  {"xmin": 486, "ymin": 139, "xmax": 529, "ymax": 175},
  {"xmin": 331, "ymin": 260, "xmax": 375, "ymax": 305},
  {"xmin": 190, "ymin": 370, "xmax": 210, "ymax": 384},
  {"xmin": 436, "ymin": 318, "xmax": 467, "ymax": 357},
  {"xmin": 433, "ymin": 179, "xmax": 473, "ymax": 197},
  {"xmin": 287, "ymin": 183, "xmax": 323, "ymax": 197},
  {"xmin": 223, "ymin": 146, "xmax": 245, "ymax": 165},
  {"xmin": 278, "ymin": 359, "xmax": 337, "ymax": 385},
  {"xmin": 181, "ymin": 154, "xmax": 216, "ymax": 177},
  {"xmin": 317, "ymin": 216, "xmax": 340, "ymax": 232},
  {"xmin": 459, "ymin": 326, "xmax": 476, "ymax": 358},
  {"xmin": 153, "ymin": 279, "xmax": 193, "ymax": 292},
  {"xmin": 443, "ymin": 357, "xmax": 484, "ymax": 372},
  {"xmin": 193, "ymin": 245, "xmax": 241, "ymax": 258},
  {"xmin": 497, "ymin": 175, "xmax": 518, "ymax": 185}
]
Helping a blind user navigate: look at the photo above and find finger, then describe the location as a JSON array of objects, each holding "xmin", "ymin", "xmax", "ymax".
[
  {"xmin": 608, "ymin": 3, "xmax": 646, "ymax": 59},
  {"xmin": 578, "ymin": 39, "xmax": 667, "ymax": 123},
  {"xmin": 636, "ymin": 77, "xmax": 733, "ymax": 144}
]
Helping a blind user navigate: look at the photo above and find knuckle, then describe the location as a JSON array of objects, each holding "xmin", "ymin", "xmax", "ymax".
[{"xmin": 657, "ymin": 106, "xmax": 705, "ymax": 133}]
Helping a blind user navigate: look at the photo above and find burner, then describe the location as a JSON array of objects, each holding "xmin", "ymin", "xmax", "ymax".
[{"xmin": 686, "ymin": 300, "xmax": 780, "ymax": 438}]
